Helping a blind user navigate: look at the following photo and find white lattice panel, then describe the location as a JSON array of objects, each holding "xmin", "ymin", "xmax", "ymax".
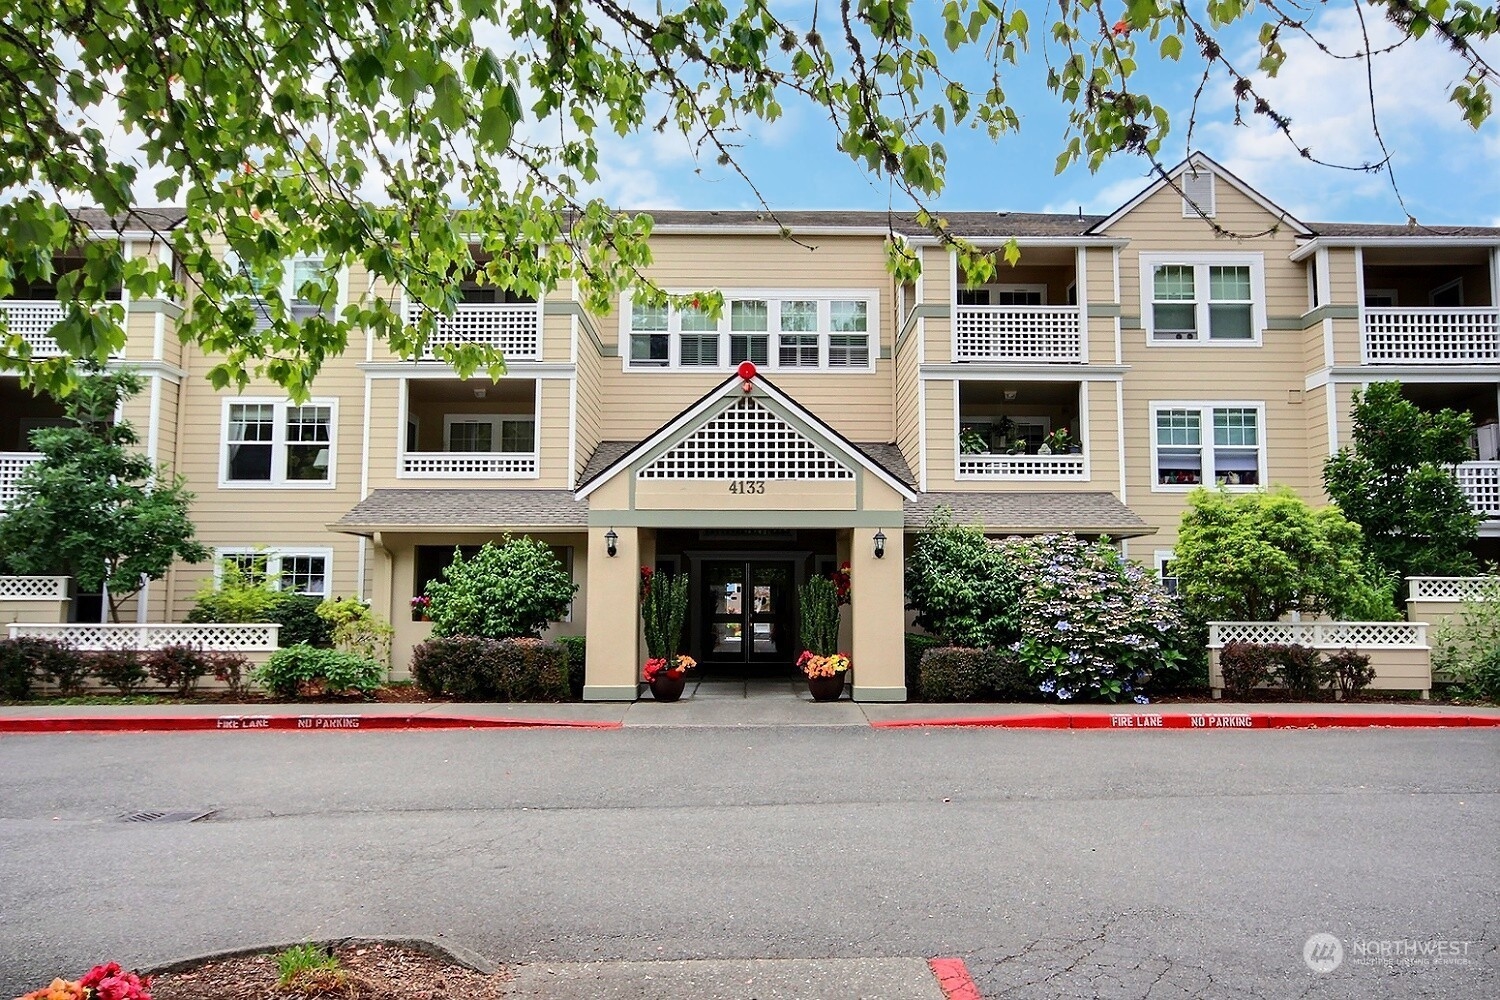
[
  {"xmin": 1209, "ymin": 622, "xmax": 1427, "ymax": 649},
  {"xmin": 0, "ymin": 576, "xmax": 68, "ymax": 600},
  {"xmin": 1362, "ymin": 308, "xmax": 1500, "ymax": 364},
  {"xmin": 0, "ymin": 300, "xmax": 68, "ymax": 357},
  {"xmin": 640, "ymin": 397, "xmax": 855, "ymax": 480},
  {"xmin": 407, "ymin": 302, "xmax": 541, "ymax": 360},
  {"xmin": 956, "ymin": 453, "xmax": 1086, "ymax": 479},
  {"xmin": 400, "ymin": 452, "xmax": 538, "ymax": 477},
  {"xmin": 1456, "ymin": 461, "xmax": 1500, "ymax": 517},
  {"xmin": 952, "ymin": 306, "xmax": 1083, "ymax": 362},
  {"xmin": 1407, "ymin": 576, "xmax": 1497, "ymax": 603},
  {"xmin": 0, "ymin": 452, "xmax": 42, "ymax": 510},
  {"xmin": 6, "ymin": 623, "xmax": 281, "ymax": 651}
]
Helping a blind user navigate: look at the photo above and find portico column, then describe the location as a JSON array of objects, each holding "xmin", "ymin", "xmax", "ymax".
[
  {"xmin": 583, "ymin": 524, "xmax": 642, "ymax": 701},
  {"xmin": 850, "ymin": 525, "xmax": 906, "ymax": 702}
]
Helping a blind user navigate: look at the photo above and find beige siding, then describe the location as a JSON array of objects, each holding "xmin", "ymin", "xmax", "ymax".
[
  {"xmin": 574, "ymin": 317, "xmax": 604, "ymax": 480},
  {"xmin": 538, "ymin": 377, "xmax": 571, "ymax": 488},
  {"xmin": 921, "ymin": 247, "xmax": 952, "ymax": 363},
  {"xmin": 893, "ymin": 317, "xmax": 922, "ymax": 482}
]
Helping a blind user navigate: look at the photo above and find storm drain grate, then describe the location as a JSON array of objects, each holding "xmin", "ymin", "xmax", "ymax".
[{"xmin": 118, "ymin": 809, "xmax": 216, "ymax": 824}]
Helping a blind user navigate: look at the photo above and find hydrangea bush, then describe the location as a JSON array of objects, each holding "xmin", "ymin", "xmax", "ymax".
[{"xmin": 995, "ymin": 534, "xmax": 1184, "ymax": 703}]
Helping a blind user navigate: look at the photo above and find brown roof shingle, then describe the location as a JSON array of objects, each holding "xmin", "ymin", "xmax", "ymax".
[
  {"xmin": 905, "ymin": 491, "xmax": 1154, "ymax": 537},
  {"xmin": 334, "ymin": 489, "xmax": 587, "ymax": 532}
]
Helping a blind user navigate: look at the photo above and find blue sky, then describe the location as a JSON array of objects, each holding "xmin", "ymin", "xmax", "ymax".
[{"xmin": 594, "ymin": 6, "xmax": 1500, "ymax": 227}]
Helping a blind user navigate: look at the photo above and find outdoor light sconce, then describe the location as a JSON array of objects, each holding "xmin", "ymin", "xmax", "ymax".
[
  {"xmin": 873, "ymin": 529, "xmax": 887, "ymax": 559},
  {"xmin": 605, "ymin": 528, "xmax": 618, "ymax": 558}
]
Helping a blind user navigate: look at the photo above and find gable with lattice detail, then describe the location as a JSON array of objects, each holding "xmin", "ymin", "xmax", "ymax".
[{"xmin": 638, "ymin": 396, "xmax": 856, "ymax": 481}]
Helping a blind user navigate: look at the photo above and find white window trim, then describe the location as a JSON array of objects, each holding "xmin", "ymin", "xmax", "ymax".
[
  {"xmin": 219, "ymin": 397, "xmax": 339, "ymax": 489},
  {"xmin": 1139, "ymin": 252, "xmax": 1266, "ymax": 347},
  {"xmin": 1364, "ymin": 288, "xmax": 1399, "ymax": 307},
  {"xmin": 1153, "ymin": 549, "xmax": 1179, "ymax": 595},
  {"xmin": 1149, "ymin": 400, "xmax": 1268, "ymax": 494},
  {"xmin": 1429, "ymin": 278, "xmax": 1464, "ymax": 306},
  {"xmin": 441, "ymin": 412, "xmax": 537, "ymax": 453},
  {"xmin": 620, "ymin": 288, "xmax": 881, "ymax": 373},
  {"xmin": 214, "ymin": 547, "xmax": 335, "ymax": 598},
  {"xmin": 226, "ymin": 251, "xmax": 347, "ymax": 311}
]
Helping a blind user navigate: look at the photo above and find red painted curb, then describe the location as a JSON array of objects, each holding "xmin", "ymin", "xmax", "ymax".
[
  {"xmin": 0, "ymin": 714, "xmax": 623, "ymax": 734},
  {"xmin": 874, "ymin": 711, "xmax": 1500, "ymax": 731},
  {"xmin": 928, "ymin": 957, "xmax": 982, "ymax": 1000}
]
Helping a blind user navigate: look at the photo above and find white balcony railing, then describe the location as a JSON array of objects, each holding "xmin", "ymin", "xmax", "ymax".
[
  {"xmin": 6, "ymin": 622, "xmax": 281, "ymax": 651},
  {"xmin": 1407, "ymin": 576, "xmax": 1497, "ymax": 603},
  {"xmin": 400, "ymin": 451, "xmax": 538, "ymax": 478},
  {"xmin": 0, "ymin": 452, "xmax": 42, "ymax": 510},
  {"xmin": 0, "ymin": 300, "xmax": 69, "ymax": 357},
  {"xmin": 1362, "ymin": 307, "xmax": 1500, "ymax": 365},
  {"xmin": 956, "ymin": 452, "xmax": 1087, "ymax": 479},
  {"xmin": 953, "ymin": 306, "xmax": 1083, "ymax": 363},
  {"xmin": 406, "ymin": 301, "xmax": 541, "ymax": 361},
  {"xmin": 1456, "ymin": 461, "xmax": 1500, "ymax": 518}
]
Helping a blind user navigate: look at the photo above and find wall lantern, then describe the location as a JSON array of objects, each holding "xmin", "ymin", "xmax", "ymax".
[
  {"xmin": 873, "ymin": 529, "xmax": 887, "ymax": 559},
  {"xmin": 605, "ymin": 528, "xmax": 619, "ymax": 558}
]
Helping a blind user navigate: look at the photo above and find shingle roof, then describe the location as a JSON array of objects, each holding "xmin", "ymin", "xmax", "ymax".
[
  {"xmin": 905, "ymin": 491, "xmax": 1154, "ymax": 537},
  {"xmin": 334, "ymin": 489, "xmax": 587, "ymax": 532},
  {"xmin": 1305, "ymin": 221, "xmax": 1500, "ymax": 238},
  {"xmin": 71, "ymin": 207, "xmax": 187, "ymax": 233},
  {"xmin": 576, "ymin": 439, "xmax": 917, "ymax": 491},
  {"xmin": 638, "ymin": 209, "xmax": 1107, "ymax": 238}
]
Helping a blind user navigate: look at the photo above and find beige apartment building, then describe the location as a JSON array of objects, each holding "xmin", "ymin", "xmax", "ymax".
[{"xmin": 2, "ymin": 155, "xmax": 1497, "ymax": 700}]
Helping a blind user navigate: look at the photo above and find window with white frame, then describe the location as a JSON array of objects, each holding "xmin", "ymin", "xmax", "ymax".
[
  {"xmin": 442, "ymin": 414, "xmax": 535, "ymax": 453},
  {"xmin": 225, "ymin": 252, "xmax": 338, "ymax": 328},
  {"xmin": 223, "ymin": 400, "xmax": 335, "ymax": 486},
  {"xmin": 1141, "ymin": 254, "xmax": 1264, "ymax": 344},
  {"xmin": 955, "ymin": 284, "xmax": 1046, "ymax": 306},
  {"xmin": 625, "ymin": 292, "xmax": 877, "ymax": 371},
  {"xmin": 1153, "ymin": 403, "xmax": 1264, "ymax": 489},
  {"xmin": 218, "ymin": 549, "xmax": 331, "ymax": 596},
  {"xmin": 1153, "ymin": 551, "xmax": 1179, "ymax": 595}
]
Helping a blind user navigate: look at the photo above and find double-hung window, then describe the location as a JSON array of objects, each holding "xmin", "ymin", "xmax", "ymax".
[
  {"xmin": 226, "ymin": 252, "xmax": 338, "ymax": 330},
  {"xmin": 678, "ymin": 305, "xmax": 720, "ymax": 366},
  {"xmin": 827, "ymin": 300, "xmax": 871, "ymax": 367},
  {"xmin": 624, "ymin": 291, "xmax": 877, "ymax": 371},
  {"xmin": 443, "ymin": 414, "xmax": 535, "ymax": 453},
  {"xmin": 730, "ymin": 300, "xmax": 770, "ymax": 365},
  {"xmin": 777, "ymin": 299, "xmax": 820, "ymax": 367},
  {"xmin": 1141, "ymin": 254, "xmax": 1264, "ymax": 344},
  {"xmin": 1152, "ymin": 403, "xmax": 1265, "ymax": 490},
  {"xmin": 219, "ymin": 549, "xmax": 331, "ymax": 597},
  {"xmin": 628, "ymin": 301, "xmax": 669, "ymax": 366},
  {"xmin": 223, "ymin": 399, "xmax": 336, "ymax": 486}
]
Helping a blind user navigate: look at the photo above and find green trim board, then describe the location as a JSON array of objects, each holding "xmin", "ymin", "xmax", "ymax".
[
  {"xmin": 588, "ymin": 509, "xmax": 900, "ymax": 528},
  {"xmin": 1086, "ymin": 304, "xmax": 1122, "ymax": 317},
  {"xmin": 582, "ymin": 684, "xmax": 639, "ymax": 702},
  {"xmin": 852, "ymin": 685, "xmax": 908, "ymax": 702}
]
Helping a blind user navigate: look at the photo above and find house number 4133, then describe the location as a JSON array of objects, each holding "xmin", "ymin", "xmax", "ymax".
[{"xmin": 728, "ymin": 480, "xmax": 766, "ymax": 495}]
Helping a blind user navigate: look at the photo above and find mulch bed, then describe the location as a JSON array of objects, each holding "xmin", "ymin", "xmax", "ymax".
[{"xmin": 149, "ymin": 942, "xmax": 511, "ymax": 1000}]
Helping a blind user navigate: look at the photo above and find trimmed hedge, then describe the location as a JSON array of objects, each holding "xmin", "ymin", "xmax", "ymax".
[
  {"xmin": 904, "ymin": 633, "xmax": 942, "ymax": 701},
  {"xmin": 918, "ymin": 646, "xmax": 992, "ymax": 701},
  {"xmin": 411, "ymin": 636, "xmax": 571, "ymax": 701},
  {"xmin": 556, "ymin": 635, "xmax": 587, "ymax": 701}
]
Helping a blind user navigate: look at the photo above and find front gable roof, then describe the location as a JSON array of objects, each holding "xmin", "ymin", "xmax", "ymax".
[
  {"xmin": 575, "ymin": 367, "xmax": 918, "ymax": 502},
  {"xmin": 1088, "ymin": 152, "xmax": 1312, "ymax": 236}
]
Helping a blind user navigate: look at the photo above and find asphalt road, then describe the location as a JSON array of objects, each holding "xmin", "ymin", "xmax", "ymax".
[{"xmin": 0, "ymin": 727, "xmax": 1495, "ymax": 999}]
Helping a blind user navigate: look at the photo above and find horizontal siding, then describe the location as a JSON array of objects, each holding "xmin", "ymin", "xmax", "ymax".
[
  {"xmin": 894, "ymin": 323, "xmax": 921, "ymax": 480},
  {"xmin": 538, "ymin": 377, "xmax": 570, "ymax": 488}
]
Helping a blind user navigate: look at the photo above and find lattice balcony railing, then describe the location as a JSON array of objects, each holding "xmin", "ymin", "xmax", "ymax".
[
  {"xmin": 1361, "ymin": 307, "xmax": 1500, "ymax": 365},
  {"xmin": 0, "ymin": 452, "xmax": 42, "ymax": 510},
  {"xmin": 1406, "ymin": 577, "xmax": 1497, "ymax": 603},
  {"xmin": 1208, "ymin": 621, "xmax": 1428, "ymax": 649},
  {"xmin": 6, "ymin": 622, "xmax": 281, "ymax": 651},
  {"xmin": 952, "ymin": 306, "xmax": 1084, "ymax": 362},
  {"xmin": 400, "ymin": 452, "xmax": 539, "ymax": 478},
  {"xmin": 406, "ymin": 301, "xmax": 541, "ymax": 361},
  {"xmin": 0, "ymin": 300, "xmax": 128, "ymax": 358},
  {"xmin": 0, "ymin": 576, "xmax": 69, "ymax": 600},
  {"xmin": 1455, "ymin": 461, "xmax": 1500, "ymax": 518},
  {"xmin": 956, "ymin": 452, "xmax": 1087, "ymax": 480}
]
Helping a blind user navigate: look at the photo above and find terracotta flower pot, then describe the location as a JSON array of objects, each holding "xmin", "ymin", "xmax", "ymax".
[
  {"xmin": 649, "ymin": 672, "xmax": 686, "ymax": 702},
  {"xmin": 807, "ymin": 672, "xmax": 846, "ymax": 701}
]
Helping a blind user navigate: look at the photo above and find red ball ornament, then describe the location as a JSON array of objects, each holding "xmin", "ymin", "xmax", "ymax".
[{"xmin": 737, "ymin": 361, "xmax": 757, "ymax": 380}]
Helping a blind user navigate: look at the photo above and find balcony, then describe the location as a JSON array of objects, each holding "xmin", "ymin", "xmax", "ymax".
[
  {"xmin": 0, "ymin": 452, "xmax": 42, "ymax": 510},
  {"xmin": 956, "ymin": 452, "xmax": 1086, "ymax": 479},
  {"xmin": 399, "ymin": 377, "xmax": 539, "ymax": 479},
  {"xmin": 1457, "ymin": 461, "xmax": 1500, "ymax": 519},
  {"xmin": 1362, "ymin": 308, "xmax": 1500, "ymax": 365},
  {"xmin": 956, "ymin": 381, "xmax": 1086, "ymax": 480},
  {"xmin": 406, "ymin": 300, "xmax": 541, "ymax": 362},
  {"xmin": 1, "ymin": 301, "xmax": 71, "ymax": 358},
  {"xmin": 953, "ymin": 306, "xmax": 1083, "ymax": 363}
]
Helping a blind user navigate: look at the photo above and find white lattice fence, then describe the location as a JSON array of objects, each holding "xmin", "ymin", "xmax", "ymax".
[
  {"xmin": 952, "ymin": 306, "xmax": 1083, "ymax": 362},
  {"xmin": 6, "ymin": 623, "xmax": 280, "ymax": 651},
  {"xmin": 1455, "ymin": 462, "xmax": 1500, "ymax": 517},
  {"xmin": 0, "ymin": 451, "xmax": 42, "ymax": 508},
  {"xmin": 956, "ymin": 453, "xmax": 1087, "ymax": 479},
  {"xmin": 1362, "ymin": 308, "xmax": 1500, "ymax": 364},
  {"xmin": 408, "ymin": 302, "xmax": 541, "ymax": 360},
  {"xmin": 640, "ymin": 396, "xmax": 855, "ymax": 480},
  {"xmin": 0, "ymin": 576, "xmax": 69, "ymax": 600},
  {"xmin": 1208, "ymin": 621, "xmax": 1428, "ymax": 649},
  {"xmin": 1407, "ymin": 577, "xmax": 1497, "ymax": 603},
  {"xmin": 401, "ymin": 452, "xmax": 538, "ymax": 477}
]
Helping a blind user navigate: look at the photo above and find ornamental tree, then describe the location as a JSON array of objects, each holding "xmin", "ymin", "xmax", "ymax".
[
  {"xmin": 0, "ymin": 370, "xmax": 209, "ymax": 621},
  {"xmin": 1323, "ymin": 381, "xmax": 1481, "ymax": 582},
  {"xmin": 905, "ymin": 511, "xmax": 1021, "ymax": 649},
  {"xmin": 2, "ymin": 2, "xmax": 1495, "ymax": 399},
  {"xmin": 425, "ymin": 537, "xmax": 577, "ymax": 639}
]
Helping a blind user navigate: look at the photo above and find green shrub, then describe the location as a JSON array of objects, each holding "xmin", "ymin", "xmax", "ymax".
[
  {"xmin": 1218, "ymin": 642, "xmax": 1279, "ymax": 700},
  {"xmin": 904, "ymin": 633, "xmax": 942, "ymax": 700},
  {"xmin": 986, "ymin": 647, "xmax": 1035, "ymax": 700},
  {"xmin": 919, "ymin": 646, "xmax": 991, "ymax": 701},
  {"xmin": 556, "ymin": 635, "xmax": 587, "ymax": 700},
  {"xmin": 144, "ymin": 645, "xmax": 212, "ymax": 695},
  {"xmin": 426, "ymin": 537, "xmax": 576, "ymax": 640},
  {"xmin": 1326, "ymin": 648, "xmax": 1376, "ymax": 699},
  {"xmin": 0, "ymin": 638, "xmax": 77, "ymax": 700},
  {"xmin": 317, "ymin": 596, "xmax": 393, "ymax": 666},
  {"xmin": 410, "ymin": 636, "xmax": 570, "ymax": 701},
  {"xmin": 209, "ymin": 651, "xmax": 252, "ymax": 698},
  {"xmin": 798, "ymin": 576, "xmax": 842, "ymax": 656},
  {"xmin": 1431, "ymin": 576, "xmax": 1500, "ymax": 700},
  {"xmin": 1464, "ymin": 646, "xmax": 1500, "ymax": 701},
  {"xmin": 640, "ymin": 567, "xmax": 689, "ymax": 658},
  {"xmin": 187, "ymin": 560, "xmax": 279, "ymax": 623},
  {"xmin": 269, "ymin": 593, "xmax": 333, "ymax": 647},
  {"xmin": 905, "ymin": 511, "xmax": 1021, "ymax": 649},
  {"xmin": 1271, "ymin": 644, "xmax": 1328, "ymax": 700},
  {"xmin": 254, "ymin": 643, "xmax": 384, "ymax": 699},
  {"xmin": 89, "ymin": 650, "xmax": 148, "ymax": 694}
]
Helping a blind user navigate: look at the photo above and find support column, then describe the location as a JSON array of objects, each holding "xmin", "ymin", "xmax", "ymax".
[
  {"xmin": 850, "ymin": 525, "xmax": 906, "ymax": 702},
  {"xmin": 584, "ymin": 525, "xmax": 642, "ymax": 700}
]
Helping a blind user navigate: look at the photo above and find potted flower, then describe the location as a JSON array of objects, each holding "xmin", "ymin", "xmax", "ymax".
[
  {"xmin": 410, "ymin": 594, "xmax": 432, "ymax": 622},
  {"xmin": 1042, "ymin": 428, "xmax": 1079, "ymax": 455},
  {"xmin": 640, "ymin": 566, "xmax": 691, "ymax": 701},
  {"xmin": 797, "ymin": 575, "xmax": 849, "ymax": 700}
]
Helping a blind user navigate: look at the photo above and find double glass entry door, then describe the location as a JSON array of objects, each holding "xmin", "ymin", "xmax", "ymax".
[{"xmin": 701, "ymin": 560, "xmax": 796, "ymax": 672}]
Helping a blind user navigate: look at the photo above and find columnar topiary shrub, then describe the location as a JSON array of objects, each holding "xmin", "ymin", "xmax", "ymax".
[
  {"xmin": 798, "ymin": 576, "xmax": 841, "ymax": 656},
  {"xmin": 639, "ymin": 566, "xmax": 689, "ymax": 659},
  {"xmin": 905, "ymin": 512, "xmax": 1021, "ymax": 649},
  {"xmin": 426, "ymin": 537, "xmax": 577, "ymax": 639},
  {"xmin": 904, "ymin": 633, "xmax": 942, "ymax": 699},
  {"xmin": 556, "ymin": 635, "xmax": 587, "ymax": 700},
  {"xmin": 994, "ymin": 533, "xmax": 1183, "ymax": 703}
]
